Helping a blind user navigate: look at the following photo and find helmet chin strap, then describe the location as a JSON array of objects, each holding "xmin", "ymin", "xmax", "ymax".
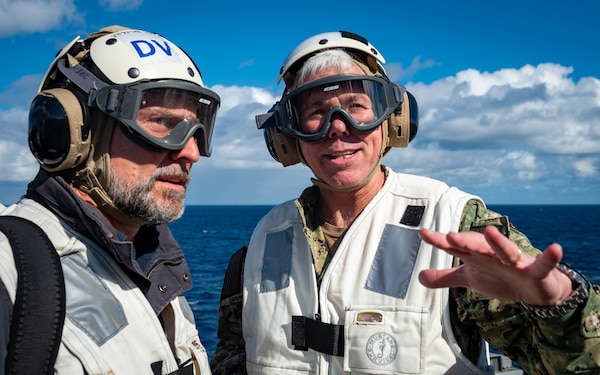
[
  {"xmin": 63, "ymin": 115, "xmax": 149, "ymax": 228},
  {"xmin": 65, "ymin": 167, "xmax": 148, "ymax": 228}
]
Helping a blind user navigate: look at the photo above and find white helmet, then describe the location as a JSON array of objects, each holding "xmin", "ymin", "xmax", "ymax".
[
  {"xmin": 37, "ymin": 27, "xmax": 206, "ymax": 91},
  {"xmin": 89, "ymin": 28, "xmax": 206, "ymax": 85},
  {"xmin": 277, "ymin": 30, "xmax": 387, "ymax": 86}
]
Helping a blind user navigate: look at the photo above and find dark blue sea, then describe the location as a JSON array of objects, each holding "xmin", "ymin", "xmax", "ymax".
[{"xmin": 171, "ymin": 204, "xmax": 600, "ymax": 359}]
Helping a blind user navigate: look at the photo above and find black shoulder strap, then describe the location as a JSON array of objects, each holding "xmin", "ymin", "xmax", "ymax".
[
  {"xmin": 1, "ymin": 216, "xmax": 65, "ymax": 375},
  {"xmin": 219, "ymin": 245, "xmax": 247, "ymax": 301}
]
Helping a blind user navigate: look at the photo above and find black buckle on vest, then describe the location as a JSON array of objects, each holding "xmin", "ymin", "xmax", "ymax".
[
  {"xmin": 291, "ymin": 316, "xmax": 345, "ymax": 356},
  {"xmin": 152, "ymin": 360, "xmax": 194, "ymax": 375}
]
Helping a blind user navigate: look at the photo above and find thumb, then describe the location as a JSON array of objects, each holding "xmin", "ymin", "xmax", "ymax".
[{"xmin": 419, "ymin": 268, "xmax": 465, "ymax": 289}]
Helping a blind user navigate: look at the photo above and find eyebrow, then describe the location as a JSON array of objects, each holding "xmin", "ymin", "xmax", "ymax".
[{"xmin": 138, "ymin": 106, "xmax": 199, "ymax": 122}]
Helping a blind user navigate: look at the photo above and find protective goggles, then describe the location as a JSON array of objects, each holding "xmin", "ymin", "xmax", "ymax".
[
  {"xmin": 93, "ymin": 80, "xmax": 220, "ymax": 156},
  {"xmin": 272, "ymin": 74, "xmax": 405, "ymax": 143}
]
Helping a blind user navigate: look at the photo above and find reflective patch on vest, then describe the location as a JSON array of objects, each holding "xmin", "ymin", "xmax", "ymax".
[
  {"xmin": 62, "ymin": 253, "xmax": 127, "ymax": 345},
  {"xmin": 365, "ymin": 224, "xmax": 420, "ymax": 298},
  {"xmin": 260, "ymin": 227, "xmax": 293, "ymax": 292}
]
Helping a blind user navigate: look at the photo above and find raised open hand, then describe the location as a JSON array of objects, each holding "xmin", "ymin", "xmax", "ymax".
[{"xmin": 418, "ymin": 226, "xmax": 574, "ymax": 306}]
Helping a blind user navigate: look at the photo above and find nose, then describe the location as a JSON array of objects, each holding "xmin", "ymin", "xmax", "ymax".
[
  {"xmin": 170, "ymin": 137, "xmax": 200, "ymax": 163},
  {"xmin": 327, "ymin": 113, "xmax": 351, "ymax": 139}
]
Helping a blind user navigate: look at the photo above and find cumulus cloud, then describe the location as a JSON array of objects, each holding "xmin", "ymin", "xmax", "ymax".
[
  {"xmin": 0, "ymin": 139, "xmax": 37, "ymax": 181},
  {"xmin": 0, "ymin": 106, "xmax": 37, "ymax": 182},
  {"xmin": 412, "ymin": 63, "xmax": 600, "ymax": 156},
  {"xmin": 0, "ymin": 0, "xmax": 81, "ymax": 37},
  {"xmin": 573, "ymin": 158, "xmax": 599, "ymax": 178},
  {"xmin": 205, "ymin": 85, "xmax": 279, "ymax": 168},
  {"xmin": 384, "ymin": 63, "xmax": 600, "ymax": 202},
  {"xmin": 1, "ymin": 107, "xmax": 29, "ymax": 140}
]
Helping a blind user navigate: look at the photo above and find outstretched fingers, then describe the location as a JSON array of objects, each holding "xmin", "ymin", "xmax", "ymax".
[{"xmin": 421, "ymin": 227, "xmax": 498, "ymax": 260}]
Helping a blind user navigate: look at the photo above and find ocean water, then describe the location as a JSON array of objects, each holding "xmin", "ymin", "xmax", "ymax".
[{"xmin": 171, "ymin": 204, "xmax": 600, "ymax": 358}]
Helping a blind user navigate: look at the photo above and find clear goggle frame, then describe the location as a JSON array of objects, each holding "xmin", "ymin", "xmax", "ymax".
[
  {"xmin": 93, "ymin": 80, "xmax": 220, "ymax": 156},
  {"xmin": 274, "ymin": 74, "xmax": 405, "ymax": 143}
]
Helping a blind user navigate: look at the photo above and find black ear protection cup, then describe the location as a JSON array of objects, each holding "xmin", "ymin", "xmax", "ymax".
[
  {"xmin": 257, "ymin": 104, "xmax": 302, "ymax": 167},
  {"xmin": 28, "ymin": 87, "xmax": 91, "ymax": 172},
  {"xmin": 407, "ymin": 91, "xmax": 419, "ymax": 141},
  {"xmin": 387, "ymin": 89, "xmax": 419, "ymax": 148}
]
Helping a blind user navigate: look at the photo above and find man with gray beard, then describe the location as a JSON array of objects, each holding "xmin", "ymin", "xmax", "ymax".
[
  {"xmin": 0, "ymin": 25, "xmax": 220, "ymax": 374},
  {"xmin": 109, "ymin": 165, "xmax": 191, "ymax": 224}
]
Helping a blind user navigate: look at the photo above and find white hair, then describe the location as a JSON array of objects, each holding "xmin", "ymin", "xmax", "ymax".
[{"xmin": 297, "ymin": 49, "xmax": 362, "ymax": 86}]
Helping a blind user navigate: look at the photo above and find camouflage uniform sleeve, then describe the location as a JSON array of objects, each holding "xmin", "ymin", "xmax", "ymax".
[
  {"xmin": 210, "ymin": 247, "xmax": 248, "ymax": 375},
  {"xmin": 455, "ymin": 199, "xmax": 600, "ymax": 374}
]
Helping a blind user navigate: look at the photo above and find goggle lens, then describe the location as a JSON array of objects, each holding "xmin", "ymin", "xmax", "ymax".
[
  {"xmin": 136, "ymin": 87, "xmax": 218, "ymax": 155},
  {"xmin": 278, "ymin": 75, "xmax": 402, "ymax": 143}
]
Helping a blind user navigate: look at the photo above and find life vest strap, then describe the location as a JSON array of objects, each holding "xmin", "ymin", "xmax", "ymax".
[{"xmin": 292, "ymin": 315, "xmax": 344, "ymax": 356}]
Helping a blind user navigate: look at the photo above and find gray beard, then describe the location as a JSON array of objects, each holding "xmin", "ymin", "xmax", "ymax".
[{"xmin": 108, "ymin": 167, "xmax": 188, "ymax": 224}]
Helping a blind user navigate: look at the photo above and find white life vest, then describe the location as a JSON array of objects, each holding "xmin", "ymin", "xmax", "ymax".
[
  {"xmin": 0, "ymin": 198, "xmax": 211, "ymax": 374},
  {"xmin": 243, "ymin": 171, "xmax": 488, "ymax": 374}
]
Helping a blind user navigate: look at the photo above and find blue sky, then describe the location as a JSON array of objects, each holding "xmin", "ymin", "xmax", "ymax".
[{"xmin": 0, "ymin": 0, "xmax": 599, "ymax": 205}]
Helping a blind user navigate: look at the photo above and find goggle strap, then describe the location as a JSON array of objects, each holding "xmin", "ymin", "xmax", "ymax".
[{"xmin": 56, "ymin": 58, "xmax": 108, "ymax": 105}]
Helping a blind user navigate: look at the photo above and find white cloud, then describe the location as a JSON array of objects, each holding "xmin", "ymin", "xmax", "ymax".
[
  {"xmin": 573, "ymin": 158, "xmax": 598, "ymax": 178},
  {"xmin": 411, "ymin": 63, "xmax": 600, "ymax": 157},
  {"xmin": 0, "ymin": 139, "xmax": 37, "ymax": 181},
  {"xmin": 0, "ymin": 0, "xmax": 81, "ymax": 37},
  {"xmin": 205, "ymin": 85, "xmax": 279, "ymax": 168},
  {"xmin": 99, "ymin": 0, "xmax": 143, "ymax": 11},
  {"xmin": 454, "ymin": 64, "xmax": 574, "ymax": 96},
  {"xmin": 211, "ymin": 84, "xmax": 275, "ymax": 113},
  {"xmin": 1, "ymin": 107, "xmax": 29, "ymax": 144},
  {"xmin": 0, "ymin": 106, "xmax": 37, "ymax": 181}
]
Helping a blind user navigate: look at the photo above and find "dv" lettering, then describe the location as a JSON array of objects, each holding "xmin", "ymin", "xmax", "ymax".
[{"xmin": 130, "ymin": 40, "xmax": 173, "ymax": 58}]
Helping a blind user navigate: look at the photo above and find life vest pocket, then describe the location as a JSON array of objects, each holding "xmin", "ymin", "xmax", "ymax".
[{"xmin": 344, "ymin": 305, "xmax": 427, "ymax": 374}]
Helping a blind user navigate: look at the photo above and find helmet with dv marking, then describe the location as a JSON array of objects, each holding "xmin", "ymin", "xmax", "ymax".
[{"xmin": 27, "ymin": 25, "xmax": 220, "ymax": 225}]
